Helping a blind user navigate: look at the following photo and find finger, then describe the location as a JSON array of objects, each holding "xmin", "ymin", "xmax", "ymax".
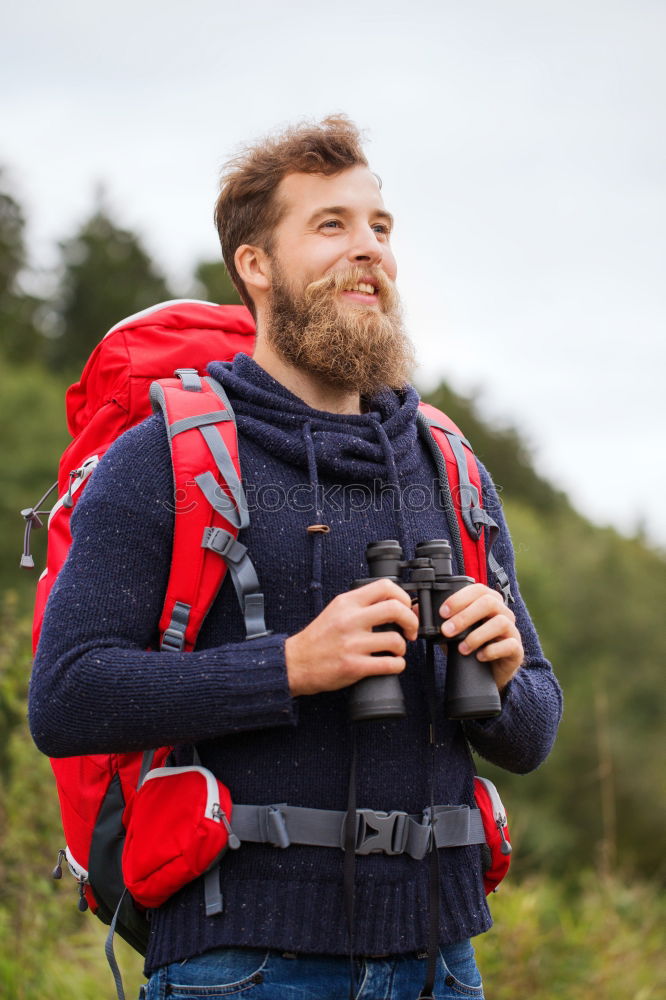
[
  {"xmin": 364, "ymin": 629, "xmax": 407, "ymax": 657},
  {"xmin": 475, "ymin": 636, "xmax": 523, "ymax": 665},
  {"xmin": 439, "ymin": 584, "xmax": 489, "ymax": 617},
  {"xmin": 359, "ymin": 598, "xmax": 419, "ymax": 639},
  {"xmin": 458, "ymin": 617, "xmax": 519, "ymax": 655},
  {"xmin": 441, "ymin": 592, "xmax": 511, "ymax": 638},
  {"xmin": 349, "ymin": 578, "xmax": 412, "ymax": 609},
  {"xmin": 355, "ymin": 653, "xmax": 407, "ymax": 677}
]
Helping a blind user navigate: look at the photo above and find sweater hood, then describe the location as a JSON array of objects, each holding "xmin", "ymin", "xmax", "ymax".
[{"xmin": 208, "ymin": 353, "xmax": 422, "ymax": 483}]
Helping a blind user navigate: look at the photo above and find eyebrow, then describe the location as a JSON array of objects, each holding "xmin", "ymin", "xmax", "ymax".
[{"xmin": 307, "ymin": 206, "xmax": 395, "ymax": 229}]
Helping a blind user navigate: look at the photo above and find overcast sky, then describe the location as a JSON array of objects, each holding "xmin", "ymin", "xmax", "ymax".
[{"xmin": 2, "ymin": 0, "xmax": 665, "ymax": 546}]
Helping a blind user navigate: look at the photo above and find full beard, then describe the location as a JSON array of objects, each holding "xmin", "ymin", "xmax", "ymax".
[{"xmin": 266, "ymin": 263, "xmax": 416, "ymax": 398}]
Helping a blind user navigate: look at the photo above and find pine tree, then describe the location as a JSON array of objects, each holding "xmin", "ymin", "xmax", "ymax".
[
  {"xmin": 0, "ymin": 169, "xmax": 44, "ymax": 364},
  {"xmin": 193, "ymin": 259, "xmax": 243, "ymax": 305},
  {"xmin": 48, "ymin": 192, "xmax": 173, "ymax": 371}
]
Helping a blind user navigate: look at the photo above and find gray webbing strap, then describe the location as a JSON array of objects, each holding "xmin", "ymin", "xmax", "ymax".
[
  {"xmin": 431, "ymin": 422, "xmax": 482, "ymax": 541},
  {"xmin": 170, "ymin": 411, "xmax": 233, "ymax": 437},
  {"xmin": 424, "ymin": 415, "xmax": 513, "ymax": 603},
  {"xmin": 204, "ymin": 866, "xmax": 223, "ymax": 916},
  {"xmin": 196, "ymin": 422, "xmax": 250, "ymax": 530},
  {"xmin": 465, "ymin": 505, "xmax": 513, "ymax": 603},
  {"xmin": 202, "ymin": 527, "xmax": 270, "ymax": 639},
  {"xmin": 160, "ymin": 601, "xmax": 191, "ymax": 651},
  {"xmin": 195, "ymin": 472, "xmax": 242, "ymax": 531},
  {"xmin": 175, "ymin": 368, "xmax": 203, "ymax": 391},
  {"xmin": 228, "ymin": 802, "xmax": 485, "ymax": 862},
  {"xmin": 105, "ymin": 891, "xmax": 128, "ymax": 1000},
  {"xmin": 488, "ymin": 551, "xmax": 513, "ymax": 604}
]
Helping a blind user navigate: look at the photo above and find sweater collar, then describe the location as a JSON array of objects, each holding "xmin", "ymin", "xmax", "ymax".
[{"xmin": 208, "ymin": 353, "xmax": 422, "ymax": 482}]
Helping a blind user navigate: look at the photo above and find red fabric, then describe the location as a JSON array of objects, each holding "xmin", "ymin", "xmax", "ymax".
[
  {"xmin": 416, "ymin": 402, "xmax": 487, "ymax": 586},
  {"xmin": 34, "ymin": 301, "xmax": 254, "ymax": 912},
  {"xmin": 34, "ymin": 297, "xmax": 494, "ymax": 917},
  {"xmin": 32, "ymin": 302, "xmax": 254, "ymax": 651},
  {"xmin": 154, "ymin": 378, "xmax": 243, "ymax": 651},
  {"xmin": 122, "ymin": 767, "xmax": 232, "ymax": 909},
  {"xmin": 473, "ymin": 777, "xmax": 512, "ymax": 894}
]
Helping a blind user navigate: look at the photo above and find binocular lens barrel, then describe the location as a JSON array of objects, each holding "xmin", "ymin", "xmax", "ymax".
[
  {"xmin": 414, "ymin": 539, "xmax": 453, "ymax": 577},
  {"xmin": 349, "ymin": 538, "xmax": 502, "ymax": 724},
  {"xmin": 365, "ymin": 540, "xmax": 404, "ymax": 579}
]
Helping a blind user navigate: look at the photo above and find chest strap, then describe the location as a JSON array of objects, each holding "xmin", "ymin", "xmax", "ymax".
[{"xmin": 228, "ymin": 802, "xmax": 485, "ymax": 862}]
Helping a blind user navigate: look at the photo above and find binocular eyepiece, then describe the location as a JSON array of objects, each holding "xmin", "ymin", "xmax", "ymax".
[{"xmin": 349, "ymin": 539, "xmax": 502, "ymax": 723}]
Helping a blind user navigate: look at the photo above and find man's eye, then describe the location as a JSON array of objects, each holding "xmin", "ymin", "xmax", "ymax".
[
  {"xmin": 372, "ymin": 223, "xmax": 391, "ymax": 236},
  {"xmin": 321, "ymin": 220, "xmax": 342, "ymax": 229}
]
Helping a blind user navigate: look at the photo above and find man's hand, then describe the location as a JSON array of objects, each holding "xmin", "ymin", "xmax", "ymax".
[
  {"xmin": 285, "ymin": 579, "xmax": 419, "ymax": 697},
  {"xmin": 440, "ymin": 584, "xmax": 523, "ymax": 691}
]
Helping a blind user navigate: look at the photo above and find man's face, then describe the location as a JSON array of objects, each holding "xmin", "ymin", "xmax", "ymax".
[
  {"xmin": 262, "ymin": 166, "xmax": 414, "ymax": 396},
  {"xmin": 269, "ymin": 165, "xmax": 398, "ymax": 299}
]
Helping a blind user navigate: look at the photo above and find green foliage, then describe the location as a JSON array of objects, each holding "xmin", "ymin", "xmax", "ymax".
[
  {"xmin": 476, "ymin": 874, "xmax": 666, "ymax": 999},
  {"xmin": 193, "ymin": 259, "xmax": 243, "ymax": 305},
  {"xmin": 48, "ymin": 197, "xmax": 173, "ymax": 372},
  {"xmin": 0, "ymin": 170, "xmax": 26, "ymax": 294},
  {"xmin": 483, "ymin": 500, "xmax": 666, "ymax": 883},
  {"xmin": 0, "ymin": 595, "xmax": 144, "ymax": 1000},
  {"xmin": 0, "ymin": 165, "xmax": 664, "ymax": 995},
  {"xmin": 0, "ymin": 362, "xmax": 71, "ymax": 607},
  {"xmin": 0, "ymin": 169, "xmax": 46, "ymax": 364},
  {"xmin": 422, "ymin": 384, "xmax": 666, "ymax": 884},
  {"xmin": 424, "ymin": 381, "xmax": 570, "ymax": 515}
]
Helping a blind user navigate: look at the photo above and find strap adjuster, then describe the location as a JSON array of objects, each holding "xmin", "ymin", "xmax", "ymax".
[
  {"xmin": 350, "ymin": 809, "xmax": 410, "ymax": 856},
  {"xmin": 202, "ymin": 526, "xmax": 246, "ymax": 564},
  {"xmin": 161, "ymin": 625, "xmax": 187, "ymax": 651},
  {"xmin": 160, "ymin": 601, "xmax": 191, "ymax": 652}
]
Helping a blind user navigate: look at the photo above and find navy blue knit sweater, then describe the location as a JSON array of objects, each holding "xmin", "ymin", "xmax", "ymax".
[{"xmin": 29, "ymin": 353, "xmax": 562, "ymax": 973}]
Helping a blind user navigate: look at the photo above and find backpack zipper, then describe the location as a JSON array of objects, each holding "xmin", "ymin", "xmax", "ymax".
[
  {"xmin": 143, "ymin": 765, "xmax": 220, "ymax": 821},
  {"xmin": 476, "ymin": 776, "xmax": 512, "ymax": 856}
]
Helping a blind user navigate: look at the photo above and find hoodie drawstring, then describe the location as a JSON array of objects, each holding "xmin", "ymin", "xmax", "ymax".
[
  {"xmin": 302, "ymin": 421, "xmax": 327, "ymax": 618},
  {"xmin": 373, "ymin": 420, "xmax": 410, "ymax": 561}
]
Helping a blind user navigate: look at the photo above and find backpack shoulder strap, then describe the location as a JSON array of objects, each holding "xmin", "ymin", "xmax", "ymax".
[
  {"xmin": 416, "ymin": 401, "xmax": 513, "ymax": 602},
  {"xmin": 150, "ymin": 369, "xmax": 270, "ymax": 652}
]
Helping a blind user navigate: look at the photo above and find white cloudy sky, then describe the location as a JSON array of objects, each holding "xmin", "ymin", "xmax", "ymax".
[{"xmin": 2, "ymin": 0, "xmax": 665, "ymax": 545}]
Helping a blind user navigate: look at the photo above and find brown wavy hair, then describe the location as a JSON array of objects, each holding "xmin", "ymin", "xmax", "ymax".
[{"xmin": 214, "ymin": 115, "xmax": 369, "ymax": 317}]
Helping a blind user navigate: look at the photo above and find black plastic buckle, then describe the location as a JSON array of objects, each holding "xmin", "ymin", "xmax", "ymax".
[{"xmin": 354, "ymin": 809, "xmax": 410, "ymax": 856}]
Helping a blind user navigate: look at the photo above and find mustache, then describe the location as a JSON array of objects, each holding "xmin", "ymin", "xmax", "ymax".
[{"xmin": 303, "ymin": 265, "xmax": 399, "ymax": 311}]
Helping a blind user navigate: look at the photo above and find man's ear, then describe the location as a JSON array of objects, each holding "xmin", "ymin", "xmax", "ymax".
[{"xmin": 235, "ymin": 244, "xmax": 271, "ymax": 297}]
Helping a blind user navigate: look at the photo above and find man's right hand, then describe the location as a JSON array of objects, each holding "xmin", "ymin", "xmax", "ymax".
[{"xmin": 285, "ymin": 579, "xmax": 418, "ymax": 697}]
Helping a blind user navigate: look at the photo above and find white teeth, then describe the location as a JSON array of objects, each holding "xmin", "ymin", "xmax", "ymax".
[{"xmin": 347, "ymin": 282, "xmax": 376, "ymax": 294}]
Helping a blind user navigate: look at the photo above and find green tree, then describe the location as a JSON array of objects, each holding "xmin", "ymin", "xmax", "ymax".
[
  {"xmin": 0, "ymin": 169, "xmax": 44, "ymax": 364},
  {"xmin": 0, "ymin": 362, "xmax": 71, "ymax": 605},
  {"xmin": 424, "ymin": 381, "xmax": 570, "ymax": 515},
  {"xmin": 423, "ymin": 381, "xmax": 666, "ymax": 883},
  {"xmin": 192, "ymin": 259, "xmax": 243, "ymax": 305},
  {"xmin": 48, "ymin": 194, "xmax": 173, "ymax": 372}
]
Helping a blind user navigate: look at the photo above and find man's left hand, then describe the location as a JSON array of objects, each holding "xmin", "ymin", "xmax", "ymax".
[{"xmin": 440, "ymin": 584, "xmax": 523, "ymax": 692}]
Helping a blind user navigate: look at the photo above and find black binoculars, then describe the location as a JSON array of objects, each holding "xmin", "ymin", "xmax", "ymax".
[{"xmin": 349, "ymin": 539, "xmax": 502, "ymax": 723}]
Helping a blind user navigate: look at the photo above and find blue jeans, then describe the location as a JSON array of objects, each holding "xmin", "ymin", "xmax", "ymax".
[{"xmin": 141, "ymin": 940, "xmax": 484, "ymax": 999}]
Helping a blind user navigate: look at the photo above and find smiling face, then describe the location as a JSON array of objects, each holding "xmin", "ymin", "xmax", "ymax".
[
  {"xmin": 268, "ymin": 165, "xmax": 398, "ymax": 305},
  {"xmin": 259, "ymin": 166, "xmax": 414, "ymax": 396}
]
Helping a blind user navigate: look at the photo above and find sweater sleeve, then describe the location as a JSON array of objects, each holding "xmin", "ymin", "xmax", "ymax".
[
  {"xmin": 28, "ymin": 414, "xmax": 297, "ymax": 758},
  {"xmin": 462, "ymin": 463, "xmax": 563, "ymax": 773}
]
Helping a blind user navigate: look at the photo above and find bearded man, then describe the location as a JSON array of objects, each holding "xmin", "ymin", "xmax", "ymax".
[{"xmin": 30, "ymin": 116, "xmax": 562, "ymax": 999}]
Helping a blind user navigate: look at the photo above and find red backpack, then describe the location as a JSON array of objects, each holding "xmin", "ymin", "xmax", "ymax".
[{"xmin": 23, "ymin": 299, "xmax": 511, "ymax": 961}]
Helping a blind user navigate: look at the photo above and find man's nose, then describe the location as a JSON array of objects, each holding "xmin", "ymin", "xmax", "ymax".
[{"xmin": 347, "ymin": 226, "xmax": 385, "ymax": 266}]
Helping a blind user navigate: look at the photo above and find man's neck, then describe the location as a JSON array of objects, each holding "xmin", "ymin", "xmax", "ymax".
[{"xmin": 252, "ymin": 338, "xmax": 362, "ymax": 415}]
